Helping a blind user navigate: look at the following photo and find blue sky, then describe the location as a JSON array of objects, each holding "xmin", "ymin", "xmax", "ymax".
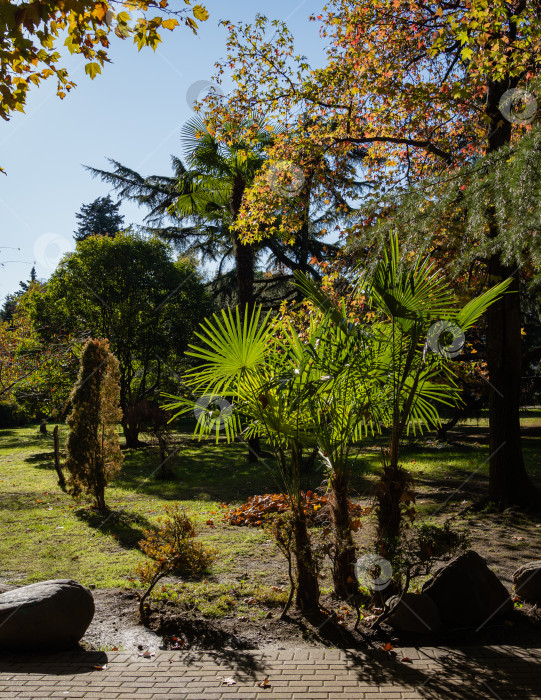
[{"xmin": 0, "ymin": 0, "xmax": 326, "ymax": 303}]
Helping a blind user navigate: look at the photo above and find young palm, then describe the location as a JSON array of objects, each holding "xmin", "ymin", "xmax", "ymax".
[
  {"xmin": 296, "ymin": 235, "xmax": 511, "ymax": 562},
  {"xmin": 163, "ymin": 305, "xmax": 321, "ymax": 613},
  {"xmin": 282, "ymin": 313, "xmax": 379, "ymax": 599}
]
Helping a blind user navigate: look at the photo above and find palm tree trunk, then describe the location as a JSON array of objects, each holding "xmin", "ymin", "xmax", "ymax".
[
  {"xmin": 329, "ymin": 471, "xmax": 358, "ymax": 599},
  {"xmin": 293, "ymin": 505, "xmax": 320, "ymax": 612},
  {"xmin": 230, "ymin": 174, "xmax": 260, "ymax": 461}
]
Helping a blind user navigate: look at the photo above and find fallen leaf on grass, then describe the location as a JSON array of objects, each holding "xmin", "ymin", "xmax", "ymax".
[
  {"xmin": 222, "ymin": 677, "xmax": 236, "ymax": 685},
  {"xmin": 257, "ymin": 677, "xmax": 271, "ymax": 688}
]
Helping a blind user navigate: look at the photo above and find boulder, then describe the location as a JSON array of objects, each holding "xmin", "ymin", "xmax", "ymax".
[
  {"xmin": 513, "ymin": 561, "xmax": 541, "ymax": 604},
  {"xmin": 0, "ymin": 579, "xmax": 94, "ymax": 650},
  {"xmin": 386, "ymin": 593, "xmax": 441, "ymax": 634},
  {"xmin": 422, "ymin": 550, "xmax": 512, "ymax": 628}
]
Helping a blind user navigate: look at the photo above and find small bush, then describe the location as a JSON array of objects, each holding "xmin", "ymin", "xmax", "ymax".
[
  {"xmin": 0, "ymin": 401, "xmax": 28, "ymax": 428},
  {"xmin": 397, "ymin": 521, "xmax": 470, "ymax": 593},
  {"xmin": 135, "ymin": 504, "xmax": 215, "ymax": 617}
]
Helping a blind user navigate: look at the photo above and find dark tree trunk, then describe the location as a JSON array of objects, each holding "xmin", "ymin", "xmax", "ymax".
[
  {"xmin": 230, "ymin": 174, "xmax": 255, "ymax": 313},
  {"xmin": 486, "ymin": 257, "xmax": 541, "ymax": 508},
  {"xmin": 376, "ymin": 465, "xmax": 408, "ymax": 557},
  {"xmin": 233, "ymin": 231, "xmax": 255, "ymax": 312},
  {"xmin": 53, "ymin": 425, "xmax": 66, "ymax": 491},
  {"xmin": 329, "ymin": 471, "xmax": 358, "ymax": 599},
  {"xmin": 230, "ymin": 174, "xmax": 259, "ymax": 461},
  {"xmin": 484, "ymin": 77, "xmax": 541, "ymax": 509},
  {"xmin": 122, "ymin": 419, "xmax": 141, "ymax": 449},
  {"xmin": 293, "ymin": 506, "xmax": 320, "ymax": 613},
  {"xmin": 94, "ymin": 487, "xmax": 107, "ymax": 512},
  {"xmin": 157, "ymin": 435, "xmax": 174, "ymax": 479}
]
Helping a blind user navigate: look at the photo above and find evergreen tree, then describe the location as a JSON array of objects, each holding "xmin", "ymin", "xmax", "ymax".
[
  {"xmin": 74, "ymin": 195, "xmax": 124, "ymax": 242},
  {"xmin": 64, "ymin": 338, "xmax": 123, "ymax": 511},
  {"xmin": 1, "ymin": 267, "xmax": 38, "ymax": 322}
]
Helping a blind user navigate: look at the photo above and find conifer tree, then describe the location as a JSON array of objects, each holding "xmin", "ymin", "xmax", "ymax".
[
  {"xmin": 74, "ymin": 195, "xmax": 124, "ymax": 241},
  {"xmin": 64, "ymin": 338, "xmax": 123, "ymax": 511}
]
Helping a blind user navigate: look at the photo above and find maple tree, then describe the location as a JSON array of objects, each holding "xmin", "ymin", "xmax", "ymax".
[
  {"xmin": 0, "ymin": 290, "xmax": 78, "ymax": 415},
  {"xmin": 204, "ymin": 2, "xmax": 541, "ymax": 509},
  {"xmin": 0, "ymin": 0, "xmax": 208, "ymax": 128}
]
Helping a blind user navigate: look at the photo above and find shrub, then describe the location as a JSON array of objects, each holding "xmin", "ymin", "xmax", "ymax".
[
  {"xmin": 64, "ymin": 338, "xmax": 123, "ymax": 511},
  {"xmin": 135, "ymin": 504, "xmax": 215, "ymax": 618},
  {"xmin": 0, "ymin": 400, "xmax": 28, "ymax": 428}
]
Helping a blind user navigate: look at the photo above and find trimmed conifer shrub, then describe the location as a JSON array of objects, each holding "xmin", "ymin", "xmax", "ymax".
[{"xmin": 64, "ymin": 338, "xmax": 123, "ymax": 511}]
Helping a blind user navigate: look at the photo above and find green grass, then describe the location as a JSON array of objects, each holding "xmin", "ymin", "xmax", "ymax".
[
  {"xmin": 0, "ymin": 425, "xmax": 286, "ymax": 589},
  {"xmin": 1, "ymin": 413, "xmax": 540, "ymax": 611}
]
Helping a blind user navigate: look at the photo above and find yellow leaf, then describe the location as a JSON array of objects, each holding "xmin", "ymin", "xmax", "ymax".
[
  {"xmin": 92, "ymin": 2, "xmax": 108, "ymax": 22},
  {"xmin": 162, "ymin": 18, "xmax": 179, "ymax": 30},
  {"xmin": 193, "ymin": 5, "xmax": 209, "ymax": 21}
]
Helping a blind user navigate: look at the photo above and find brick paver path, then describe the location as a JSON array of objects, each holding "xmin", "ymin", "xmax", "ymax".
[{"xmin": 0, "ymin": 646, "xmax": 540, "ymax": 699}]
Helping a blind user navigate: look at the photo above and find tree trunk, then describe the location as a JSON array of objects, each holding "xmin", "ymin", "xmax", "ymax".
[
  {"xmin": 122, "ymin": 419, "xmax": 141, "ymax": 448},
  {"xmin": 293, "ymin": 507, "xmax": 320, "ymax": 613},
  {"xmin": 94, "ymin": 487, "xmax": 107, "ymax": 512},
  {"xmin": 484, "ymin": 77, "xmax": 541, "ymax": 509},
  {"xmin": 231, "ymin": 174, "xmax": 259, "ymax": 462},
  {"xmin": 157, "ymin": 435, "xmax": 174, "ymax": 479},
  {"xmin": 233, "ymin": 231, "xmax": 255, "ymax": 312},
  {"xmin": 375, "ymin": 465, "xmax": 408, "ymax": 558},
  {"xmin": 53, "ymin": 425, "xmax": 66, "ymax": 491},
  {"xmin": 486, "ymin": 257, "xmax": 541, "ymax": 508},
  {"xmin": 247, "ymin": 435, "xmax": 261, "ymax": 462},
  {"xmin": 329, "ymin": 471, "xmax": 358, "ymax": 599}
]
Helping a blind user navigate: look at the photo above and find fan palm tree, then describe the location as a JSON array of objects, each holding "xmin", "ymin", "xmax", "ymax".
[
  {"xmin": 296, "ymin": 235, "xmax": 512, "ymax": 564},
  {"xmin": 163, "ymin": 305, "xmax": 323, "ymax": 613},
  {"xmin": 278, "ymin": 313, "xmax": 378, "ymax": 599},
  {"xmin": 85, "ymin": 115, "xmax": 356, "ymax": 309}
]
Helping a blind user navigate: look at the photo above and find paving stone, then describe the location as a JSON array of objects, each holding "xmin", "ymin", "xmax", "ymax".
[{"xmin": 0, "ymin": 647, "xmax": 539, "ymax": 699}]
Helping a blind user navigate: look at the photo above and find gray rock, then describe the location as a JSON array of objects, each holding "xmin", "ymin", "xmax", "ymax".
[
  {"xmin": 422, "ymin": 550, "xmax": 512, "ymax": 628},
  {"xmin": 513, "ymin": 561, "xmax": 541, "ymax": 604},
  {"xmin": 0, "ymin": 579, "xmax": 94, "ymax": 650},
  {"xmin": 386, "ymin": 593, "xmax": 441, "ymax": 634}
]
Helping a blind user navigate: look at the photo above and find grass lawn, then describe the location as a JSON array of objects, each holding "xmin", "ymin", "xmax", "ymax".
[{"xmin": 1, "ymin": 412, "xmax": 541, "ymax": 618}]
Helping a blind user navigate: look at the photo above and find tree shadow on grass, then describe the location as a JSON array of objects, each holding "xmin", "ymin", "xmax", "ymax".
[
  {"xmin": 74, "ymin": 508, "xmax": 153, "ymax": 551},
  {"xmin": 24, "ymin": 451, "xmax": 57, "ymax": 467}
]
